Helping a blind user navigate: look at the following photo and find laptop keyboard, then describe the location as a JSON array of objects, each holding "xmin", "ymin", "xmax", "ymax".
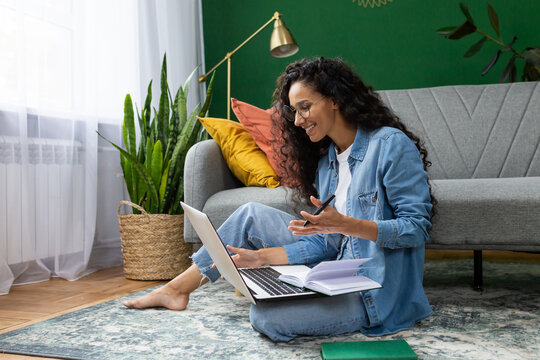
[{"xmin": 239, "ymin": 267, "xmax": 312, "ymax": 296}]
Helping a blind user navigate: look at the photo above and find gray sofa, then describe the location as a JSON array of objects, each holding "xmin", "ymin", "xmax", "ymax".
[{"xmin": 184, "ymin": 81, "xmax": 540, "ymax": 289}]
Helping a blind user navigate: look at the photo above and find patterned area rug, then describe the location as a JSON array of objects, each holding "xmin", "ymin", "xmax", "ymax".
[{"xmin": 0, "ymin": 260, "xmax": 539, "ymax": 360}]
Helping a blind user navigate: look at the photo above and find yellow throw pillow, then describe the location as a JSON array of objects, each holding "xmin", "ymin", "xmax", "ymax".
[{"xmin": 198, "ymin": 117, "xmax": 280, "ymax": 188}]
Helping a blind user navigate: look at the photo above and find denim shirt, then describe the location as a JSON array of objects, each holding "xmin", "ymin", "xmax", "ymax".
[{"xmin": 283, "ymin": 126, "xmax": 433, "ymax": 336}]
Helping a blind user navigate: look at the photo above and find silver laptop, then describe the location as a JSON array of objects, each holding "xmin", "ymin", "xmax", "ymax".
[{"xmin": 180, "ymin": 202, "xmax": 319, "ymax": 304}]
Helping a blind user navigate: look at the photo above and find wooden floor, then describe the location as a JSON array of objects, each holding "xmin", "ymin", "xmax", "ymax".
[{"xmin": 0, "ymin": 250, "xmax": 538, "ymax": 359}]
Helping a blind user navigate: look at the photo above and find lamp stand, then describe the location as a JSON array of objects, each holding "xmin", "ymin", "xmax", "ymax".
[
  {"xmin": 227, "ymin": 55, "xmax": 232, "ymax": 120},
  {"xmin": 198, "ymin": 11, "xmax": 298, "ymax": 119}
]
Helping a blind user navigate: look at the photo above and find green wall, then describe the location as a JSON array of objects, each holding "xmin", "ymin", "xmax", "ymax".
[{"xmin": 201, "ymin": 0, "xmax": 540, "ymax": 118}]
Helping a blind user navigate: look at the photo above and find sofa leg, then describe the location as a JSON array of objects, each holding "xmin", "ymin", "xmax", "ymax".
[{"xmin": 473, "ymin": 250, "xmax": 483, "ymax": 291}]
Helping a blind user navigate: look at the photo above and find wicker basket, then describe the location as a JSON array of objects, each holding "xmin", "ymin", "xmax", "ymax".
[{"xmin": 117, "ymin": 200, "xmax": 193, "ymax": 280}]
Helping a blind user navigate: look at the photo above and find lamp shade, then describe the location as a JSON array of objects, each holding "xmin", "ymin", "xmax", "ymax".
[{"xmin": 270, "ymin": 18, "xmax": 299, "ymax": 58}]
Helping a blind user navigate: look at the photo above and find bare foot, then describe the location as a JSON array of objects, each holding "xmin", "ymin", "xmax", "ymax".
[{"xmin": 123, "ymin": 284, "xmax": 189, "ymax": 310}]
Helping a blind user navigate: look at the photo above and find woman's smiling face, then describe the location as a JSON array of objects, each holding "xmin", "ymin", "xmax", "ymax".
[{"xmin": 288, "ymin": 81, "xmax": 337, "ymax": 143}]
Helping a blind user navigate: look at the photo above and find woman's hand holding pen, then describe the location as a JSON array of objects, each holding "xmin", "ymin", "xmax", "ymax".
[
  {"xmin": 288, "ymin": 196, "xmax": 346, "ymax": 236},
  {"xmin": 289, "ymin": 195, "xmax": 379, "ymax": 241}
]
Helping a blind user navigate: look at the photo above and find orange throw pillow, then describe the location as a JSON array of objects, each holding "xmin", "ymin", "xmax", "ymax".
[{"xmin": 231, "ymin": 98, "xmax": 295, "ymax": 187}]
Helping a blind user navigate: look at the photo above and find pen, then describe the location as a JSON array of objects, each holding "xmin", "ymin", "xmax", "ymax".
[{"xmin": 303, "ymin": 193, "xmax": 335, "ymax": 227}]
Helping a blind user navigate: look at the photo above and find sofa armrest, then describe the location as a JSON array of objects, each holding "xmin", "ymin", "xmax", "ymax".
[{"xmin": 183, "ymin": 139, "xmax": 242, "ymax": 243}]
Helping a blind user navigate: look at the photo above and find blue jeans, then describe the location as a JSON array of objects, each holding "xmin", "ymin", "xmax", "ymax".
[{"xmin": 191, "ymin": 202, "xmax": 369, "ymax": 342}]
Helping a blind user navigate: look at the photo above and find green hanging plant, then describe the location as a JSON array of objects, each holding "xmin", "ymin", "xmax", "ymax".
[
  {"xmin": 436, "ymin": 2, "xmax": 540, "ymax": 82},
  {"xmin": 98, "ymin": 54, "xmax": 215, "ymax": 214}
]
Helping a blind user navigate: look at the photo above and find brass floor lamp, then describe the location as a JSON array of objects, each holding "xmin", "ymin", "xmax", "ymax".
[{"xmin": 198, "ymin": 12, "xmax": 299, "ymax": 119}]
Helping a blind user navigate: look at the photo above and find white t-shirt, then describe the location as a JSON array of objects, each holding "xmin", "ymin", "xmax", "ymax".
[{"xmin": 334, "ymin": 145, "xmax": 352, "ymax": 215}]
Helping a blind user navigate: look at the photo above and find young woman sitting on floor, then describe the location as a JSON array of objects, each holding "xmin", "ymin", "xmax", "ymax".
[{"xmin": 124, "ymin": 57, "xmax": 436, "ymax": 342}]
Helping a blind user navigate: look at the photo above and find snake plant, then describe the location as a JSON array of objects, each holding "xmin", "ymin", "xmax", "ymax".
[{"xmin": 98, "ymin": 54, "xmax": 215, "ymax": 214}]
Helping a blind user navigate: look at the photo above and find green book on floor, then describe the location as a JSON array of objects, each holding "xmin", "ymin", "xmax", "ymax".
[{"xmin": 320, "ymin": 339, "xmax": 417, "ymax": 360}]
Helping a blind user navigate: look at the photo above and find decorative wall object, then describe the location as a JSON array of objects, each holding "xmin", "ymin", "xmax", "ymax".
[{"xmin": 352, "ymin": 0, "xmax": 393, "ymax": 8}]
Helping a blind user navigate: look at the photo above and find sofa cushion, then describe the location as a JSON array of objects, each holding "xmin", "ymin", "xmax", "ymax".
[
  {"xmin": 198, "ymin": 116, "xmax": 280, "ymax": 188},
  {"xmin": 429, "ymin": 177, "xmax": 540, "ymax": 250}
]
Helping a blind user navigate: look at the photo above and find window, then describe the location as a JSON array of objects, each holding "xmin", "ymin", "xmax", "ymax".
[{"xmin": 0, "ymin": 0, "xmax": 139, "ymax": 122}]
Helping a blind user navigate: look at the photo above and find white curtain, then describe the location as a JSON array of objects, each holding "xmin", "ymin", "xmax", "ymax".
[{"xmin": 0, "ymin": 0, "xmax": 206, "ymax": 294}]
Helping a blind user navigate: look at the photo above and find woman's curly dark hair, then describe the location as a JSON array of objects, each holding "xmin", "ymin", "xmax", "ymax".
[{"xmin": 271, "ymin": 57, "xmax": 436, "ymax": 218}]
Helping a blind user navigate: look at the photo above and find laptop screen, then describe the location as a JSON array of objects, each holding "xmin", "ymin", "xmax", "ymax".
[{"xmin": 180, "ymin": 202, "xmax": 257, "ymax": 304}]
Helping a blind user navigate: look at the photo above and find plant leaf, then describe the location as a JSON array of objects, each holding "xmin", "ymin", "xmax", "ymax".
[
  {"xmin": 103, "ymin": 135, "xmax": 158, "ymax": 206},
  {"xmin": 151, "ymin": 109, "xmax": 158, "ymax": 142},
  {"xmin": 164, "ymin": 88, "xmax": 181, "ymax": 165},
  {"xmin": 509, "ymin": 61, "xmax": 517, "ymax": 82},
  {"xmin": 199, "ymin": 72, "xmax": 216, "ymax": 117},
  {"xmin": 163, "ymin": 85, "xmax": 186, "ymax": 167},
  {"xmin": 487, "ymin": 3, "xmax": 500, "ymax": 39},
  {"xmin": 135, "ymin": 102, "xmax": 142, "ymax": 134},
  {"xmin": 171, "ymin": 176, "xmax": 184, "ymax": 215},
  {"xmin": 161, "ymin": 104, "xmax": 200, "ymax": 213},
  {"xmin": 500, "ymin": 56, "xmax": 516, "ymax": 83},
  {"xmin": 118, "ymin": 147, "xmax": 133, "ymax": 209},
  {"xmin": 135, "ymin": 103, "xmax": 146, "ymax": 204},
  {"xmin": 157, "ymin": 54, "xmax": 169, "ymax": 155},
  {"xmin": 119, "ymin": 152, "xmax": 126, "ymax": 176},
  {"xmin": 159, "ymin": 160, "xmax": 171, "ymax": 204},
  {"xmin": 481, "ymin": 50, "xmax": 501, "ymax": 75},
  {"xmin": 522, "ymin": 62, "xmax": 540, "ymax": 81},
  {"xmin": 459, "ymin": 2, "xmax": 475, "ymax": 24},
  {"xmin": 464, "ymin": 37, "xmax": 487, "ymax": 57},
  {"xmin": 524, "ymin": 47, "xmax": 540, "ymax": 66},
  {"xmin": 436, "ymin": 26, "xmax": 458, "ymax": 36},
  {"xmin": 135, "ymin": 103, "xmax": 146, "ymax": 165},
  {"xmin": 183, "ymin": 66, "xmax": 199, "ymax": 98},
  {"xmin": 197, "ymin": 125, "xmax": 208, "ymax": 142},
  {"xmin": 167, "ymin": 86, "xmax": 174, "ymax": 112},
  {"xmin": 144, "ymin": 80, "xmax": 153, "ymax": 137},
  {"xmin": 121, "ymin": 121, "xmax": 127, "ymax": 156},
  {"xmin": 123, "ymin": 157, "xmax": 135, "ymax": 203},
  {"xmin": 177, "ymin": 86, "xmax": 187, "ymax": 134},
  {"xmin": 123, "ymin": 94, "xmax": 137, "ymax": 157},
  {"xmin": 150, "ymin": 140, "xmax": 163, "ymax": 203},
  {"xmin": 143, "ymin": 136, "xmax": 154, "ymax": 210},
  {"xmin": 122, "ymin": 95, "xmax": 138, "ymax": 202},
  {"xmin": 135, "ymin": 103, "xmax": 144, "ymax": 145},
  {"xmin": 145, "ymin": 135, "xmax": 154, "ymax": 173},
  {"xmin": 502, "ymin": 36, "xmax": 517, "ymax": 52},
  {"xmin": 193, "ymin": 72, "xmax": 215, "ymax": 145},
  {"xmin": 446, "ymin": 20, "xmax": 477, "ymax": 40},
  {"xmin": 136, "ymin": 173, "xmax": 147, "ymax": 208},
  {"xmin": 118, "ymin": 153, "xmax": 140, "ymax": 212},
  {"xmin": 97, "ymin": 131, "xmax": 159, "ymax": 206},
  {"xmin": 186, "ymin": 116, "xmax": 206, "ymax": 155}
]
